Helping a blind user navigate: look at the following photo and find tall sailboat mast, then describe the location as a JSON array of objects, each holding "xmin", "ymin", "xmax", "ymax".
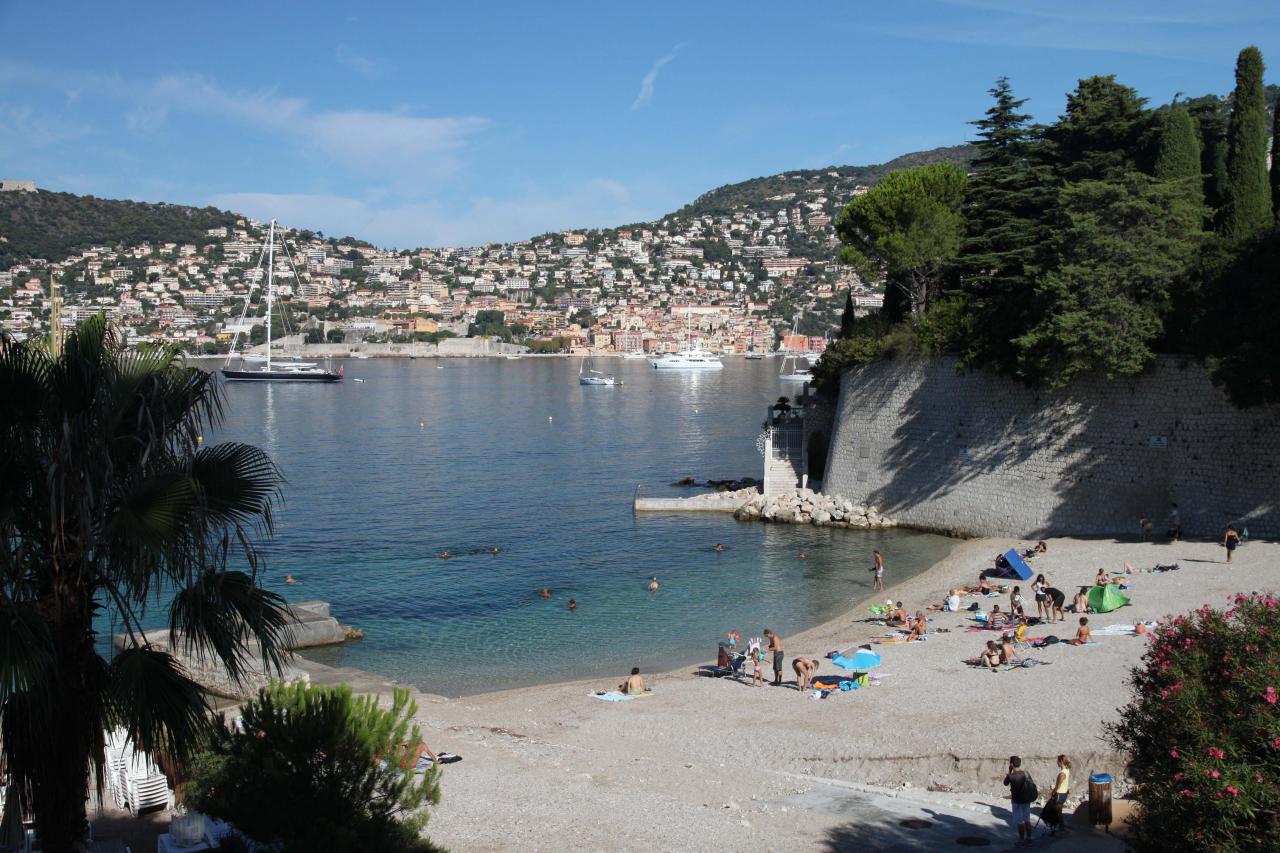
[{"xmin": 264, "ymin": 220, "xmax": 276, "ymax": 373}]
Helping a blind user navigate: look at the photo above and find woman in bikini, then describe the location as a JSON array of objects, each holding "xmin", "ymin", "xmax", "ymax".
[{"xmin": 1032, "ymin": 574, "xmax": 1049, "ymax": 621}]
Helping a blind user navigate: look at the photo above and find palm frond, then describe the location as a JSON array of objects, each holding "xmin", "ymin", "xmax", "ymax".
[
  {"xmin": 0, "ymin": 602, "xmax": 54, "ymax": 705},
  {"xmin": 190, "ymin": 442, "xmax": 283, "ymax": 535},
  {"xmin": 106, "ymin": 647, "xmax": 209, "ymax": 761},
  {"xmin": 169, "ymin": 570, "xmax": 295, "ymax": 684}
]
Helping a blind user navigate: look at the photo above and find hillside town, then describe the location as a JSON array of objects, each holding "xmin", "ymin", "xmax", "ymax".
[{"xmin": 0, "ymin": 175, "xmax": 885, "ymax": 355}]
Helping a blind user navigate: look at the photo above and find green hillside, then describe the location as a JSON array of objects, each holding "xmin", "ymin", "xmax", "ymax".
[
  {"xmin": 0, "ymin": 190, "xmax": 241, "ymax": 265},
  {"xmin": 675, "ymin": 144, "xmax": 979, "ymax": 219}
]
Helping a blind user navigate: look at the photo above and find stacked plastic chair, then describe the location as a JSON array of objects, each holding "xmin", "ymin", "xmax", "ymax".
[{"xmin": 102, "ymin": 728, "xmax": 173, "ymax": 816}]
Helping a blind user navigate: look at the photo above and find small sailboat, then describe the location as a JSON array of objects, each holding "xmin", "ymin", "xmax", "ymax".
[
  {"xmin": 579, "ymin": 357, "xmax": 618, "ymax": 386},
  {"xmin": 622, "ymin": 351, "xmax": 649, "ymax": 360},
  {"xmin": 779, "ymin": 354, "xmax": 813, "ymax": 382}
]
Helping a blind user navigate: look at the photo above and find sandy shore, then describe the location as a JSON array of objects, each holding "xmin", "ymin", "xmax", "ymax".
[{"xmin": 302, "ymin": 534, "xmax": 1275, "ymax": 851}]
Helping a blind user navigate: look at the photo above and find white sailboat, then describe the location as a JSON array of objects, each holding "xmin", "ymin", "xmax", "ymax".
[
  {"xmin": 778, "ymin": 354, "xmax": 813, "ymax": 382},
  {"xmin": 579, "ymin": 357, "xmax": 618, "ymax": 386},
  {"xmin": 222, "ymin": 221, "xmax": 342, "ymax": 383}
]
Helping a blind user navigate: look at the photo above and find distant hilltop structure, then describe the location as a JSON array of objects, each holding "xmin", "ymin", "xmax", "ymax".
[{"xmin": 0, "ymin": 180, "xmax": 37, "ymax": 193}]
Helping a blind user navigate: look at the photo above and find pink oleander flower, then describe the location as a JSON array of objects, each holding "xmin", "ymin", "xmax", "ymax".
[
  {"xmin": 1173, "ymin": 773, "xmax": 1183, "ymax": 781},
  {"xmin": 1170, "ymin": 749, "xmax": 1180, "ymax": 758},
  {"xmin": 1257, "ymin": 773, "xmax": 1265, "ymax": 783},
  {"xmin": 1209, "ymin": 770, "xmax": 1221, "ymax": 779},
  {"xmin": 1226, "ymin": 786, "xmax": 1239, "ymax": 797},
  {"xmin": 1271, "ymin": 737, "xmax": 1280, "ymax": 749},
  {"xmin": 1264, "ymin": 687, "xmax": 1278, "ymax": 705},
  {"xmin": 1207, "ymin": 747, "xmax": 1225, "ymax": 760},
  {"xmin": 1180, "ymin": 789, "xmax": 1195, "ymax": 798}
]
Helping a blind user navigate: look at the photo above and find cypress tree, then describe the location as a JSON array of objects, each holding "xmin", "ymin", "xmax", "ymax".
[
  {"xmin": 1154, "ymin": 107, "xmax": 1203, "ymax": 184},
  {"xmin": 839, "ymin": 289, "xmax": 856, "ymax": 339},
  {"xmin": 1271, "ymin": 95, "xmax": 1280, "ymax": 219},
  {"xmin": 1220, "ymin": 47, "xmax": 1271, "ymax": 240}
]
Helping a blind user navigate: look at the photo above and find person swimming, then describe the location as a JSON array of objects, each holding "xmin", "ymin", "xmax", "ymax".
[
  {"xmin": 568, "ymin": 598, "xmax": 577, "ymax": 611},
  {"xmin": 713, "ymin": 543, "xmax": 726, "ymax": 552},
  {"xmin": 284, "ymin": 574, "xmax": 296, "ymax": 585},
  {"xmin": 439, "ymin": 550, "xmax": 450, "ymax": 560},
  {"xmin": 539, "ymin": 587, "xmax": 551, "ymax": 599},
  {"xmin": 647, "ymin": 577, "xmax": 659, "ymax": 592}
]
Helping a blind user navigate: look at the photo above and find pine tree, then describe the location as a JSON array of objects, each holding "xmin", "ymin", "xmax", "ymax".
[
  {"xmin": 839, "ymin": 289, "xmax": 856, "ymax": 339},
  {"xmin": 1220, "ymin": 47, "xmax": 1271, "ymax": 240},
  {"xmin": 1048, "ymin": 76, "xmax": 1148, "ymax": 182},
  {"xmin": 958, "ymin": 77, "xmax": 1055, "ymax": 370}
]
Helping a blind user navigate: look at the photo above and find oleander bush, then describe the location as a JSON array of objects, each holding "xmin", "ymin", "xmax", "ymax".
[{"xmin": 1109, "ymin": 593, "xmax": 1280, "ymax": 851}]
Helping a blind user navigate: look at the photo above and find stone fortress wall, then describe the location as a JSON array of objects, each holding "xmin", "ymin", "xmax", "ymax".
[{"xmin": 823, "ymin": 357, "xmax": 1280, "ymax": 539}]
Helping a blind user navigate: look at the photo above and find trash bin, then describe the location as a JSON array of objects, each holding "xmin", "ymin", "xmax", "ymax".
[{"xmin": 1088, "ymin": 773, "xmax": 1113, "ymax": 828}]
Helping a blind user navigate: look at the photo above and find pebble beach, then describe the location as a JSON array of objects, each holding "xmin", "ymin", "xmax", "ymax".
[{"xmin": 364, "ymin": 533, "xmax": 1278, "ymax": 851}]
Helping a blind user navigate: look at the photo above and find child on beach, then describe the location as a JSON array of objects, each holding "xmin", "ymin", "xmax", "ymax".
[
  {"xmin": 751, "ymin": 646, "xmax": 764, "ymax": 686},
  {"xmin": 1070, "ymin": 617, "xmax": 1091, "ymax": 645},
  {"xmin": 1009, "ymin": 586, "xmax": 1025, "ymax": 618}
]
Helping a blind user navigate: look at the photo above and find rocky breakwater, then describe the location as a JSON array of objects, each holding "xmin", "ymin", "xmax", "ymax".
[{"xmin": 734, "ymin": 489, "xmax": 898, "ymax": 529}]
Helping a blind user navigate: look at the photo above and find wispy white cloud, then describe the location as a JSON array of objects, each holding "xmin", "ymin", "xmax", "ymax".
[
  {"xmin": 0, "ymin": 102, "xmax": 91, "ymax": 147},
  {"xmin": 335, "ymin": 44, "xmax": 381, "ymax": 79},
  {"xmin": 209, "ymin": 179, "xmax": 654, "ymax": 248},
  {"xmin": 631, "ymin": 43, "xmax": 686, "ymax": 111}
]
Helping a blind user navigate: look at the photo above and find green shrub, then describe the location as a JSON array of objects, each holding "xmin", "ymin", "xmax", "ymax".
[
  {"xmin": 1109, "ymin": 593, "xmax": 1280, "ymax": 851},
  {"xmin": 912, "ymin": 296, "xmax": 973, "ymax": 356},
  {"xmin": 185, "ymin": 683, "xmax": 444, "ymax": 853}
]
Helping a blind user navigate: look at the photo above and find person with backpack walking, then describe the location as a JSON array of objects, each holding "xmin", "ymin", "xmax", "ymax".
[{"xmin": 1003, "ymin": 755, "xmax": 1037, "ymax": 845}]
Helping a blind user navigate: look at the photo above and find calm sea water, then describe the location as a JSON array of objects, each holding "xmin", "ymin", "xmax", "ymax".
[{"xmin": 193, "ymin": 357, "xmax": 953, "ymax": 696}]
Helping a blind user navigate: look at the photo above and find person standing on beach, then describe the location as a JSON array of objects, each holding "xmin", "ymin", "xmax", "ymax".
[
  {"xmin": 1032, "ymin": 574, "xmax": 1049, "ymax": 621},
  {"xmin": 1049, "ymin": 755, "xmax": 1071, "ymax": 835},
  {"xmin": 1167, "ymin": 503, "xmax": 1182, "ymax": 541},
  {"xmin": 763, "ymin": 629, "xmax": 784, "ymax": 686},
  {"xmin": 1002, "ymin": 756, "xmax": 1037, "ymax": 844},
  {"xmin": 871, "ymin": 550, "xmax": 885, "ymax": 592},
  {"xmin": 1224, "ymin": 525, "xmax": 1241, "ymax": 563}
]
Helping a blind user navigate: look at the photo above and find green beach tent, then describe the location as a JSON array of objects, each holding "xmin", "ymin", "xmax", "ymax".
[{"xmin": 1088, "ymin": 584, "xmax": 1130, "ymax": 613}]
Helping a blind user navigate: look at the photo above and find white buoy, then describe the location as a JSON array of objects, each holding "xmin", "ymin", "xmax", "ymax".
[{"xmin": 548, "ymin": 416, "xmax": 553, "ymax": 421}]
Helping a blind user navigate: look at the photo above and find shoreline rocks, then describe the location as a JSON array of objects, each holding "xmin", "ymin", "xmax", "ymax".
[{"xmin": 734, "ymin": 488, "xmax": 897, "ymax": 529}]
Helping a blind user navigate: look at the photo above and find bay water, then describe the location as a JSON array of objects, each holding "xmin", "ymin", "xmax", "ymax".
[{"xmin": 201, "ymin": 357, "xmax": 953, "ymax": 696}]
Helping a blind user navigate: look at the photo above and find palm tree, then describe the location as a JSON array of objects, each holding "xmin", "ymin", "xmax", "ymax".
[{"xmin": 0, "ymin": 317, "xmax": 292, "ymax": 851}]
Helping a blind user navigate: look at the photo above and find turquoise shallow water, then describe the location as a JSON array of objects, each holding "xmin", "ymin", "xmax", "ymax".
[{"xmin": 182, "ymin": 357, "xmax": 953, "ymax": 696}]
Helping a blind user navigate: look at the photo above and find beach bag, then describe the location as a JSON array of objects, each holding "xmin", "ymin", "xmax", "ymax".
[
  {"xmin": 968, "ymin": 602, "xmax": 980, "ymax": 612},
  {"xmin": 1015, "ymin": 773, "xmax": 1038, "ymax": 804}
]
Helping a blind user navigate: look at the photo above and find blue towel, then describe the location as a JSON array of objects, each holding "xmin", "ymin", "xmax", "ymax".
[{"xmin": 592, "ymin": 691, "xmax": 633, "ymax": 701}]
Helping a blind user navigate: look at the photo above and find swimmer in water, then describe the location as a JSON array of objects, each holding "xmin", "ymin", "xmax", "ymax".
[
  {"xmin": 799, "ymin": 552, "xmax": 806, "ymax": 559},
  {"xmin": 439, "ymin": 550, "xmax": 450, "ymax": 560},
  {"xmin": 568, "ymin": 598, "xmax": 577, "ymax": 611},
  {"xmin": 647, "ymin": 577, "xmax": 659, "ymax": 592},
  {"xmin": 491, "ymin": 546, "xmax": 500, "ymax": 555},
  {"xmin": 713, "ymin": 543, "xmax": 726, "ymax": 552},
  {"xmin": 539, "ymin": 587, "xmax": 551, "ymax": 599},
  {"xmin": 284, "ymin": 574, "xmax": 296, "ymax": 585}
]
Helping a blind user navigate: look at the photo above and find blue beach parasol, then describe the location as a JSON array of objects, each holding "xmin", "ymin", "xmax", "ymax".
[{"xmin": 831, "ymin": 646, "xmax": 881, "ymax": 672}]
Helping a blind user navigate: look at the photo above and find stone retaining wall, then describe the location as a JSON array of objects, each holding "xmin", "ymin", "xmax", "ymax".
[{"xmin": 824, "ymin": 357, "xmax": 1280, "ymax": 539}]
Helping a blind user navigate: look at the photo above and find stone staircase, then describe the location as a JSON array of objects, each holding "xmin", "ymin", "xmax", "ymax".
[{"xmin": 764, "ymin": 425, "xmax": 804, "ymax": 495}]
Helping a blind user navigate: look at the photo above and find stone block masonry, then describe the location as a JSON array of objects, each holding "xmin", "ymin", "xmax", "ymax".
[{"xmin": 824, "ymin": 357, "xmax": 1280, "ymax": 539}]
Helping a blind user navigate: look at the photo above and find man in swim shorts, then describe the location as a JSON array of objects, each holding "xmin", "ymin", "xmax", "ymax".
[
  {"xmin": 619, "ymin": 667, "xmax": 646, "ymax": 695},
  {"xmin": 764, "ymin": 629, "xmax": 784, "ymax": 686}
]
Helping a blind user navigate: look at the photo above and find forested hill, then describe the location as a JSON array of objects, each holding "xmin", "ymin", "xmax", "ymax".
[
  {"xmin": 0, "ymin": 190, "xmax": 241, "ymax": 266},
  {"xmin": 675, "ymin": 144, "xmax": 978, "ymax": 218}
]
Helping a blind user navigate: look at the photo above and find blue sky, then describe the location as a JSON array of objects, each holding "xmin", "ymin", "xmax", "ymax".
[{"xmin": 1, "ymin": 0, "xmax": 1276, "ymax": 247}]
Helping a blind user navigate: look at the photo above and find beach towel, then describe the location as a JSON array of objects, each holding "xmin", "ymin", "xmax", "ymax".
[
  {"xmin": 1088, "ymin": 585, "xmax": 1131, "ymax": 613},
  {"xmin": 592, "ymin": 691, "xmax": 633, "ymax": 701},
  {"xmin": 812, "ymin": 674, "xmax": 866, "ymax": 691},
  {"xmin": 1095, "ymin": 622, "xmax": 1155, "ymax": 636},
  {"xmin": 1070, "ymin": 641, "xmax": 1104, "ymax": 647},
  {"xmin": 415, "ymin": 753, "xmax": 462, "ymax": 770}
]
